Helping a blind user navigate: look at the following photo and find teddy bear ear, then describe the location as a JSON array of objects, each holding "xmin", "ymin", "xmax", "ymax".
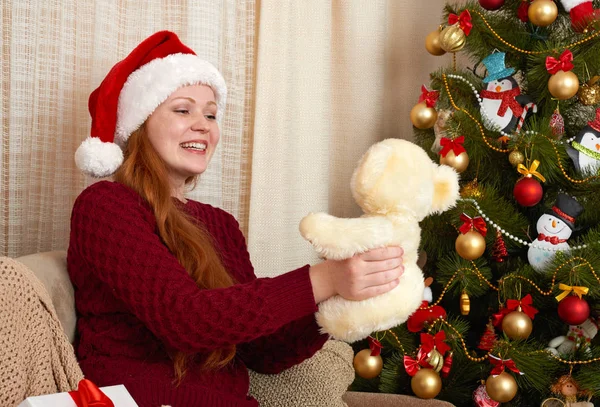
[{"xmin": 430, "ymin": 163, "xmax": 460, "ymax": 214}]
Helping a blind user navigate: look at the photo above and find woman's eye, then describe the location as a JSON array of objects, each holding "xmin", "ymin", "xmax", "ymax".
[
  {"xmin": 205, "ymin": 114, "xmax": 216, "ymax": 120},
  {"xmin": 174, "ymin": 109, "xmax": 189, "ymax": 114}
]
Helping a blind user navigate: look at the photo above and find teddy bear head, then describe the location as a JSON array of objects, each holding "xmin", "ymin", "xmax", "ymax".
[
  {"xmin": 570, "ymin": 318, "xmax": 598, "ymax": 340},
  {"xmin": 350, "ymin": 138, "xmax": 460, "ymax": 220}
]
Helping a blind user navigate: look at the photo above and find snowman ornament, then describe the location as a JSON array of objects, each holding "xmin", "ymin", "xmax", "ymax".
[
  {"xmin": 527, "ymin": 194, "xmax": 584, "ymax": 272},
  {"xmin": 566, "ymin": 108, "xmax": 600, "ymax": 175},
  {"xmin": 479, "ymin": 52, "xmax": 537, "ymax": 136}
]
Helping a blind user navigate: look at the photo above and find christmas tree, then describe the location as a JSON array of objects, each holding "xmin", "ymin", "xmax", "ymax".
[{"xmin": 350, "ymin": 1, "xmax": 600, "ymax": 406}]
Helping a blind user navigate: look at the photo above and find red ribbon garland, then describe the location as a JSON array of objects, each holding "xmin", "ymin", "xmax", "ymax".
[
  {"xmin": 448, "ymin": 10, "xmax": 473, "ymax": 36},
  {"xmin": 69, "ymin": 379, "xmax": 115, "ymax": 407},
  {"xmin": 368, "ymin": 336, "xmax": 383, "ymax": 357},
  {"xmin": 439, "ymin": 136, "xmax": 466, "ymax": 157},
  {"xmin": 479, "ymin": 88, "xmax": 524, "ymax": 118},
  {"xmin": 546, "ymin": 50, "xmax": 574, "ymax": 74},
  {"xmin": 488, "ymin": 355, "xmax": 524, "ymax": 377},
  {"xmin": 420, "ymin": 331, "xmax": 451, "ymax": 356},
  {"xmin": 418, "ymin": 85, "xmax": 440, "ymax": 108},
  {"xmin": 403, "ymin": 349, "xmax": 430, "ymax": 377},
  {"xmin": 458, "ymin": 213, "xmax": 487, "ymax": 236}
]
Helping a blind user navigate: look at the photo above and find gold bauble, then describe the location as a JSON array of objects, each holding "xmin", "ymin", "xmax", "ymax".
[
  {"xmin": 411, "ymin": 368, "xmax": 443, "ymax": 399},
  {"xmin": 578, "ymin": 77, "xmax": 600, "ymax": 105},
  {"xmin": 501, "ymin": 309, "xmax": 533, "ymax": 340},
  {"xmin": 410, "ymin": 101, "xmax": 438, "ymax": 129},
  {"xmin": 425, "ymin": 28, "xmax": 447, "ymax": 56},
  {"xmin": 439, "ymin": 25, "xmax": 466, "ymax": 53},
  {"xmin": 528, "ymin": 0, "xmax": 558, "ymax": 27},
  {"xmin": 460, "ymin": 291, "xmax": 470, "ymax": 316},
  {"xmin": 548, "ymin": 70, "xmax": 580, "ymax": 100},
  {"xmin": 508, "ymin": 150, "xmax": 525, "ymax": 167},
  {"xmin": 455, "ymin": 230, "xmax": 486, "ymax": 260},
  {"xmin": 440, "ymin": 150, "xmax": 469, "ymax": 173},
  {"xmin": 486, "ymin": 372, "xmax": 518, "ymax": 403},
  {"xmin": 353, "ymin": 349, "xmax": 383, "ymax": 379}
]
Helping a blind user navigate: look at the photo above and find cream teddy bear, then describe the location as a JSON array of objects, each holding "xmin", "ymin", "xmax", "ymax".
[{"xmin": 299, "ymin": 138, "xmax": 460, "ymax": 342}]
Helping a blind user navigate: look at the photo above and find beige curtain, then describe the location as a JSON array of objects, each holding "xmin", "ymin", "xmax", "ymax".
[
  {"xmin": 248, "ymin": 0, "xmax": 450, "ymax": 277},
  {"xmin": 0, "ymin": 0, "xmax": 255, "ymax": 257}
]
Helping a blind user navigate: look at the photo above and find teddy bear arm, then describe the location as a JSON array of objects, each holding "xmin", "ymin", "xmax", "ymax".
[{"xmin": 299, "ymin": 213, "xmax": 395, "ymax": 260}]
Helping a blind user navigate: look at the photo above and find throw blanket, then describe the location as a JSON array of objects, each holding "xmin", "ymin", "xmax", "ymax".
[
  {"xmin": 0, "ymin": 257, "xmax": 83, "ymax": 406},
  {"xmin": 249, "ymin": 340, "xmax": 355, "ymax": 407}
]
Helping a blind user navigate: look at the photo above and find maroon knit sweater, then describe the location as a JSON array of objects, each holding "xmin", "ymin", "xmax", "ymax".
[{"xmin": 67, "ymin": 181, "xmax": 328, "ymax": 407}]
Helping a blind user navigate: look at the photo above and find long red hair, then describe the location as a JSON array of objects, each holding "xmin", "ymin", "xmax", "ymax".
[{"xmin": 113, "ymin": 124, "xmax": 236, "ymax": 383}]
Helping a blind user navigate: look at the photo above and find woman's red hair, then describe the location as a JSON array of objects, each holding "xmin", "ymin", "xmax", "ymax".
[{"xmin": 113, "ymin": 125, "xmax": 235, "ymax": 384}]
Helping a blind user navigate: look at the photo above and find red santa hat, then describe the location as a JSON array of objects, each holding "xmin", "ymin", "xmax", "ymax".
[
  {"xmin": 560, "ymin": 0, "xmax": 600, "ymax": 32},
  {"xmin": 75, "ymin": 31, "xmax": 227, "ymax": 178}
]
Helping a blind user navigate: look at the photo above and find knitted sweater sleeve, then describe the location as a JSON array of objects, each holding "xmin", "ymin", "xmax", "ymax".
[
  {"xmin": 69, "ymin": 182, "xmax": 319, "ymax": 355},
  {"xmin": 221, "ymin": 213, "xmax": 329, "ymax": 374}
]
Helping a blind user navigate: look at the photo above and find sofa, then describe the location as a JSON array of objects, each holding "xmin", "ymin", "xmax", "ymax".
[{"xmin": 15, "ymin": 251, "xmax": 455, "ymax": 407}]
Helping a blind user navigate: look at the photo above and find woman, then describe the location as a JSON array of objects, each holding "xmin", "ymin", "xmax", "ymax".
[{"xmin": 68, "ymin": 31, "xmax": 404, "ymax": 407}]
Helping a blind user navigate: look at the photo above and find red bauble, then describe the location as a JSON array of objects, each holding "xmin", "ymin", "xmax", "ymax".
[
  {"xmin": 558, "ymin": 296, "xmax": 590, "ymax": 325},
  {"xmin": 479, "ymin": 0, "xmax": 505, "ymax": 10},
  {"xmin": 513, "ymin": 177, "xmax": 543, "ymax": 206}
]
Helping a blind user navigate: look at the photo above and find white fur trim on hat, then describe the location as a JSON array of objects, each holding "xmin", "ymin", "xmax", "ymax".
[
  {"xmin": 560, "ymin": 0, "xmax": 588, "ymax": 12},
  {"xmin": 115, "ymin": 53, "xmax": 227, "ymax": 146},
  {"xmin": 75, "ymin": 137, "xmax": 124, "ymax": 178}
]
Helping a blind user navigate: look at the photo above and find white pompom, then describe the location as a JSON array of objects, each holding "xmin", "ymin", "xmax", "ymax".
[
  {"xmin": 75, "ymin": 137, "xmax": 124, "ymax": 178},
  {"xmin": 423, "ymin": 286, "xmax": 433, "ymax": 303}
]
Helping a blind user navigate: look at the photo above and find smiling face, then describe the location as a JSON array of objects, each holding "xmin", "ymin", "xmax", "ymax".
[
  {"xmin": 536, "ymin": 214, "xmax": 572, "ymax": 240},
  {"xmin": 145, "ymin": 84, "xmax": 220, "ymax": 190}
]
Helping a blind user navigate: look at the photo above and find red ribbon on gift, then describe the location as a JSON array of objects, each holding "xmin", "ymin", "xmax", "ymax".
[
  {"xmin": 448, "ymin": 10, "xmax": 473, "ymax": 36},
  {"xmin": 458, "ymin": 213, "xmax": 487, "ymax": 236},
  {"xmin": 420, "ymin": 331, "xmax": 451, "ymax": 356},
  {"xmin": 488, "ymin": 354, "xmax": 524, "ymax": 377},
  {"xmin": 441, "ymin": 352, "xmax": 453, "ymax": 378},
  {"xmin": 403, "ymin": 349, "xmax": 430, "ymax": 377},
  {"xmin": 69, "ymin": 379, "xmax": 115, "ymax": 407},
  {"xmin": 368, "ymin": 336, "xmax": 383, "ymax": 357},
  {"xmin": 418, "ymin": 85, "xmax": 440, "ymax": 108},
  {"xmin": 506, "ymin": 294, "xmax": 538, "ymax": 320},
  {"xmin": 546, "ymin": 50, "xmax": 574, "ymax": 74},
  {"xmin": 439, "ymin": 136, "xmax": 465, "ymax": 157}
]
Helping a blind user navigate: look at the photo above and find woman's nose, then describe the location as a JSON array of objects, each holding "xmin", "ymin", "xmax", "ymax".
[{"xmin": 191, "ymin": 116, "xmax": 209, "ymax": 132}]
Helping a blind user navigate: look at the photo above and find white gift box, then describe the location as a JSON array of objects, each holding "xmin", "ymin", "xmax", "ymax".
[{"xmin": 17, "ymin": 385, "xmax": 139, "ymax": 407}]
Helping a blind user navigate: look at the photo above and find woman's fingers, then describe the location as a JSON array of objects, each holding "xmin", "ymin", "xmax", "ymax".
[{"xmin": 359, "ymin": 246, "xmax": 403, "ymax": 262}]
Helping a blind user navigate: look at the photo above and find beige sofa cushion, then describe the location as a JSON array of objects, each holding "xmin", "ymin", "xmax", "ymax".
[{"xmin": 17, "ymin": 251, "xmax": 76, "ymax": 343}]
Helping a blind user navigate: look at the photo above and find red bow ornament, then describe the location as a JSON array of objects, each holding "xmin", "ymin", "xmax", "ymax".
[
  {"xmin": 546, "ymin": 50, "xmax": 575, "ymax": 75},
  {"xmin": 459, "ymin": 213, "xmax": 487, "ymax": 236},
  {"xmin": 403, "ymin": 349, "xmax": 431, "ymax": 376},
  {"xmin": 69, "ymin": 379, "xmax": 115, "ymax": 407},
  {"xmin": 418, "ymin": 85, "xmax": 440, "ymax": 108},
  {"xmin": 448, "ymin": 10, "xmax": 473, "ymax": 36},
  {"xmin": 368, "ymin": 336, "xmax": 383, "ymax": 356},
  {"xmin": 488, "ymin": 355, "xmax": 524, "ymax": 377},
  {"xmin": 506, "ymin": 294, "xmax": 539, "ymax": 319},
  {"xmin": 420, "ymin": 331, "xmax": 451, "ymax": 356},
  {"xmin": 440, "ymin": 136, "xmax": 466, "ymax": 157}
]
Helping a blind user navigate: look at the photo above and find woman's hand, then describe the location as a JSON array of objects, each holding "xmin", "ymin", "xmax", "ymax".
[{"xmin": 309, "ymin": 246, "xmax": 404, "ymax": 304}]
